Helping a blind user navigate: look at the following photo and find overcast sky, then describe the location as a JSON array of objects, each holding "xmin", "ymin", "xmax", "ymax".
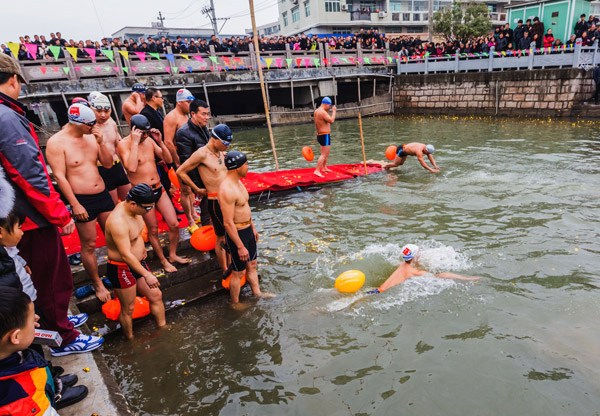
[{"xmin": 3, "ymin": 0, "xmax": 279, "ymax": 43}]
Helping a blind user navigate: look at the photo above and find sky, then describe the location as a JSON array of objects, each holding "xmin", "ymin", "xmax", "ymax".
[{"xmin": 2, "ymin": 0, "xmax": 279, "ymax": 43}]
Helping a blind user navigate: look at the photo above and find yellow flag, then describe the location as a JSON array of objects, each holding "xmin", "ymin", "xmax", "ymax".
[
  {"xmin": 7, "ymin": 42, "xmax": 20, "ymax": 59},
  {"xmin": 65, "ymin": 47, "xmax": 78, "ymax": 61},
  {"xmin": 180, "ymin": 54, "xmax": 190, "ymax": 60},
  {"xmin": 119, "ymin": 50, "xmax": 129, "ymax": 60}
]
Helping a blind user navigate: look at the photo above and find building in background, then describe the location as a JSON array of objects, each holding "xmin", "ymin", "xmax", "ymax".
[
  {"xmin": 112, "ymin": 25, "xmax": 221, "ymax": 41},
  {"xmin": 506, "ymin": 0, "xmax": 591, "ymax": 43},
  {"xmin": 277, "ymin": 0, "xmax": 516, "ymax": 36},
  {"xmin": 245, "ymin": 22, "xmax": 282, "ymax": 37}
]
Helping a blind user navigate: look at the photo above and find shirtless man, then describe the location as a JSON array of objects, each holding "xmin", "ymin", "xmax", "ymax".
[
  {"xmin": 104, "ymin": 184, "xmax": 165, "ymax": 339},
  {"xmin": 121, "ymin": 83, "xmax": 146, "ymax": 124},
  {"xmin": 117, "ymin": 114, "xmax": 189, "ymax": 273},
  {"xmin": 219, "ymin": 150, "xmax": 273, "ymax": 305},
  {"xmin": 384, "ymin": 143, "xmax": 440, "ymax": 173},
  {"xmin": 89, "ymin": 92, "xmax": 131, "ymax": 204},
  {"xmin": 367, "ymin": 244, "xmax": 480, "ymax": 294},
  {"xmin": 163, "ymin": 88, "xmax": 201, "ymax": 231},
  {"xmin": 45, "ymin": 103, "xmax": 115, "ymax": 302},
  {"xmin": 313, "ymin": 96, "xmax": 336, "ymax": 177},
  {"xmin": 176, "ymin": 124, "xmax": 232, "ymax": 272}
]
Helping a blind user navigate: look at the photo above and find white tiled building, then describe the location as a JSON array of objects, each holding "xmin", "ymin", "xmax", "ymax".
[{"xmin": 277, "ymin": 0, "xmax": 513, "ymax": 36}]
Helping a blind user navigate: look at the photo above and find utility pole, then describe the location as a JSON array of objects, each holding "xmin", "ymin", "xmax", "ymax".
[
  {"xmin": 428, "ymin": 0, "xmax": 433, "ymax": 41},
  {"xmin": 157, "ymin": 11, "xmax": 166, "ymax": 28},
  {"xmin": 201, "ymin": 0, "xmax": 229, "ymax": 36}
]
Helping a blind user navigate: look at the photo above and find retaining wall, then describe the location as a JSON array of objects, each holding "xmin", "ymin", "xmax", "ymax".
[{"xmin": 393, "ymin": 68, "xmax": 597, "ymax": 117}]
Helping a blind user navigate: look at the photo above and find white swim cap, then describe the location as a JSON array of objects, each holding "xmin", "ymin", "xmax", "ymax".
[
  {"xmin": 425, "ymin": 144, "xmax": 435, "ymax": 154},
  {"xmin": 87, "ymin": 90, "xmax": 102, "ymax": 102},
  {"xmin": 401, "ymin": 244, "xmax": 419, "ymax": 261},
  {"xmin": 68, "ymin": 103, "xmax": 96, "ymax": 126},
  {"xmin": 90, "ymin": 93, "xmax": 111, "ymax": 110},
  {"xmin": 176, "ymin": 88, "xmax": 195, "ymax": 102}
]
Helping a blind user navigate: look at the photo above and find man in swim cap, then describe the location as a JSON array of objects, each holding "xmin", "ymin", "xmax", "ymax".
[
  {"xmin": 367, "ymin": 244, "xmax": 480, "ymax": 294},
  {"xmin": 384, "ymin": 142, "xmax": 440, "ymax": 173},
  {"xmin": 122, "ymin": 82, "xmax": 146, "ymax": 124},
  {"xmin": 163, "ymin": 89, "xmax": 202, "ymax": 232},
  {"xmin": 104, "ymin": 183, "xmax": 165, "ymax": 339},
  {"xmin": 176, "ymin": 123, "xmax": 233, "ymax": 272},
  {"xmin": 219, "ymin": 151, "xmax": 274, "ymax": 306},
  {"xmin": 45, "ymin": 103, "xmax": 116, "ymax": 303},
  {"xmin": 117, "ymin": 114, "xmax": 189, "ymax": 273},
  {"xmin": 313, "ymin": 96, "xmax": 337, "ymax": 177},
  {"xmin": 90, "ymin": 93, "xmax": 131, "ymax": 204}
]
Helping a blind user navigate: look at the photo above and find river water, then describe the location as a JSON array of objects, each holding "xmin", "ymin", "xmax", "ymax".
[{"xmin": 103, "ymin": 116, "xmax": 600, "ymax": 415}]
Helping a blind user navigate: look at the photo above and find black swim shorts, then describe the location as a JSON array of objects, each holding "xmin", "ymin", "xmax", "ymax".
[
  {"xmin": 98, "ymin": 161, "xmax": 130, "ymax": 191},
  {"xmin": 73, "ymin": 189, "xmax": 115, "ymax": 223},
  {"xmin": 207, "ymin": 198, "xmax": 226, "ymax": 237},
  {"xmin": 317, "ymin": 133, "xmax": 331, "ymax": 146},
  {"xmin": 225, "ymin": 226, "xmax": 257, "ymax": 272}
]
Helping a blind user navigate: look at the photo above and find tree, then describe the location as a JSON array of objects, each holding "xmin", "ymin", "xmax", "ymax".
[{"xmin": 433, "ymin": 2, "xmax": 491, "ymax": 42}]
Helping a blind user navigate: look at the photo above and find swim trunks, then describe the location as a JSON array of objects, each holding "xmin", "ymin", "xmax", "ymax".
[
  {"xmin": 317, "ymin": 134, "xmax": 331, "ymax": 146},
  {"xmin": 225, "ymin": 225, "xmax": 257, "ymax": 272},
  {"xmin": 207, "ymin": 196, "xmax": 226, "ymax": 237},
  {"xmin": 396, "ymin": 144, "xmax": 407, "ymax": 157},
  {"xmin": 98, "ymin": 161, "xmax": 130, "ymax": 191},
  {"xmin": 73, "ymin": 189, "xmax": 115, "ymax": 223},
  {"xmin": 151, "ymin": 184, "xmax": 163, "ymax": 203},
  {"xmin": 106, "ymin": 259, "xmax": 151, "ymax": 289}
]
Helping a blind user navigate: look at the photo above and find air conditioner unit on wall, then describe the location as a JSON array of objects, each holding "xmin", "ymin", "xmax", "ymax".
[
  {"xmin": 341, "ymin": 4, "xmax": 348, "ymax": 11},
  {"xmin": 378, "ymin": 11, "xmax": 387, "ymax": 18}
]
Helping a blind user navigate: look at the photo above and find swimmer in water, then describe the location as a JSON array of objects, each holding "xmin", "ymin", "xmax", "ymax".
[
  {"xmin": 384, "ymin": 143, "xmax": 440, "ymax": 173},
  {"xmin": 367, "ymin": 244, "xmax": 480, "ymax": 294}
]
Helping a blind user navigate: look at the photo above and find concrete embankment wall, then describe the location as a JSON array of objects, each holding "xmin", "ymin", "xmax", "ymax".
[{"xmin": 393, "ymin": 68, "xmax": 596, "ymax": 117}]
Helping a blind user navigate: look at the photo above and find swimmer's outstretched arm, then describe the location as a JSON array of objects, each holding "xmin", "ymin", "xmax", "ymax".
[{"xmin": 435, "ymin": 272, "xmax": 480, "ymax": 281}]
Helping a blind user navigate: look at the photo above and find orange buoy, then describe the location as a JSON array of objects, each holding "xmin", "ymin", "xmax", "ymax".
[
  {"xmin": 222, "ymin": 272, "xmax": 247, "ymax": 290},
  {"xmin": 168, "ymin": 167, "xmax": 180, "ymax": 189},
  {"xmin": 385, "ymin": 145, "xmax": 398, "ymax": 160},
  {"xmin": 101, "ymin": 296, "xmax": 151, "ymax": 321},
  {"xmin": 141, "ymin": 225, "xmax": 149, "ymax": 243},
  {"xmin": 302, "ymin": 146, "xmax": 314, "ymax": 161},
  {"xmin": 334, "ymin": 270, "xmax": 366, "ymax": 293},
  {"xmin": 190, "ymin": 225, "xmax": 216, "ymax": 251}
]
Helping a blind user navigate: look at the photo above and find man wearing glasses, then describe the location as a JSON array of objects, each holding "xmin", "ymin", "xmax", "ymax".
[
  {"xmin": 45, "ymin": 103, "xmax": 115, "ymax": 303},
  {"xmin": 117, "ymin": 114, "xmax": 189, "ymax": 273},
  {"xmin": 176, "ymin": 124, "xmax": 233, "ymax": 273},
  {"xmin": 104, "ymin": 183, "xmax": 166, "ymax": 340},
  {"xmin": 89, "ymin": 92, "xmax": 131, "ymax": 204}
]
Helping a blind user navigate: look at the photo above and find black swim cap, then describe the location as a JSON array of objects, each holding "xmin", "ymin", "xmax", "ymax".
[
  {"xmin": 126, "ymin": 183, "xmax": 155, "ymax": 204},
  {"xmin": 211, "ymin": 124, "xmax": 233, "ymax": 144},
  {"xmin": 132, "ymin": 82, "xmax": 146, "ymax": 93},
  {"xmin": 130, "ymin": 114, "xmax": 151, "ymax": 131},
  {"xmin": 225, "ymin": 150, "xmax": 247, "ymax": 170}
]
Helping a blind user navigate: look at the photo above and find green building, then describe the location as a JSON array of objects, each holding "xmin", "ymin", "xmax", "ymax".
[{"xmin": 506, "ymin": 0, "xmax": 591, "ymax": 43}]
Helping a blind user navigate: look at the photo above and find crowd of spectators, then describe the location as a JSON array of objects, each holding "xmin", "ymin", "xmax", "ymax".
[{"xmin": 2, "ymin": 15, "xmax": 599, "ymax": 62}]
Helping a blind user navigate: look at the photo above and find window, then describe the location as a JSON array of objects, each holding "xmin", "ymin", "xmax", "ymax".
[
  {"xmin": 292, "ymin": 6, "xmax": 300, "ymax": 22},
  {"xmin": 390, "ymin": 0, "xmax": 402, "ymax": 12},
  {"xmin": 305, "ymin": 1, "xmax": 311, "ymax": 17},
  {"xmin": 407, "ymin": 26, "xmax": 423, "ymax": 33},
  {"xmin": 325, "ymin": 0, "xmax": 341, "ymax": 12},
  {"xmin": 332, "ymin": 26, "xmax": 352, "ymax": 34},
  {"xmin": 283, "ymin": 12, "xmax": 288, "ymax": 26}
]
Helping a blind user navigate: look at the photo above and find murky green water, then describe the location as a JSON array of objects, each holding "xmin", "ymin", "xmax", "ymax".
[{"xmin": 103, "ymin": 116, "xmax": 600, "ymax": 416}]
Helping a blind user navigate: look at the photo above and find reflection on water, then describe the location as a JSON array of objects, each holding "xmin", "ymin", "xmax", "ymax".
[{"xmin": 103, "ymin": 116, "xmax": 600, "ymax": 415}]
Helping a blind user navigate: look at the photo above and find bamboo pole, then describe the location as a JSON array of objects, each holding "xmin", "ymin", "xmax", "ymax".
[
  {"xmin": 358, "ymin": 112, "xmax": 368, "ymax": 175},
  {"xmin": 249, "ymin": 0, "xmax": 279, "ymax": 171}
]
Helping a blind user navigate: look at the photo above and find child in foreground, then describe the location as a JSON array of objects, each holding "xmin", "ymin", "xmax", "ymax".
[{"xmin": 368, "ymin": 244, "xmax": 480, "ymax": 294}]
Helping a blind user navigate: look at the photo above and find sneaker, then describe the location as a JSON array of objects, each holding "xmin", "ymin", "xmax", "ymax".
[
  {"xmin": 68, "ymin": 253, "xmax": 82, "ymax": 266},
  {"xmin": 74, "ymin": 284, "xmax": 94, "ymax": 299},
  {"xmin": 50, "ymin": 334, "xmax": 104, "ymax": 357},
  {"xmin": 68, "ymin": 313, "xmax": 88, "ymax": 328}
]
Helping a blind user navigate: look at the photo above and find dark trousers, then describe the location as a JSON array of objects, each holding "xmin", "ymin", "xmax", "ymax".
[
  {"xmin": 594, "ymin": 82, "xmax": 600, "ymax": 104},
  {"xmin": 18, "ymin": 226, "xmax": 79, "ymax": 346}
]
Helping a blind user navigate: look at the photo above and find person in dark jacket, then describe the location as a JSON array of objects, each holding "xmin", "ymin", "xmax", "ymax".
[
  {"xmin": 175, "ymin": 99, "xmax": 211, "ymax": 226},
  {"xmin": 575, "ymin": 14, "xmax": 588, "ymax": 37},
  {"xmin": 532, "ymin": 17, "xmax": 545, "ymax": 48},
  {"xmin": 593, "ymin": 66, "xmax": 600, "ymax": 104}
]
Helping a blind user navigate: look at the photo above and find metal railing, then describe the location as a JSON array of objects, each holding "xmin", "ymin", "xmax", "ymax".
[{"xmin": 396, "ymin": 40, "xmax": 600, "ymax": 74}]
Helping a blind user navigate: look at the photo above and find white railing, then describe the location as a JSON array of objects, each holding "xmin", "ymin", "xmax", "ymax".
[{"xmin": 396, "ymin": 40, "xmax": 600, "ymax": 74}]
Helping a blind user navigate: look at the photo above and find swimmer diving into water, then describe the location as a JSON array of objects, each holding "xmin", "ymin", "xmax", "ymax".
[{"xmin": 367, "ymin": 244, "xmax": 480, "ymax": 294}]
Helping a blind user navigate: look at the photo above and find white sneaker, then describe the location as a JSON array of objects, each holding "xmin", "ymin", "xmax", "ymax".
[{"xmin": 50, "ymin": 334, "xmax": 104, "ymax": 357}]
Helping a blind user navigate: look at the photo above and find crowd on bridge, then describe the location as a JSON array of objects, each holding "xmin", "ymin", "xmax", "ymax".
[{"xmin": 2, "ymin": 14, "xmax": 598, "ymax": 64}]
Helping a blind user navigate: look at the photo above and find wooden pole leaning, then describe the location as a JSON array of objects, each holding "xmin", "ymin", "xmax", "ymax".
[
  {"xmin": 358, "ymin": 112, "xmax": 368, "ymax": 175},
  {"xmin": 249, "ymin": 0, "xmax": 279, "ymax": 171}
]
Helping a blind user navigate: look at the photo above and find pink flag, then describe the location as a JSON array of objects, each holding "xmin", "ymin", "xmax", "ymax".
[
  {"xmin": 40, "ymin": 66, "xmax": 47, "ymax": 74},
  {"xmin": 134, "ymin": 52, "xmax": 146, "ymax": 62},
  {"xmin": 25, "ymin": 43, "xmax": 38, "ymax": 60},
  {"xmin": 84, "ymin": 48, "xmax": 96, "ymax": 62},
  {"xmin": 193, "ymin": 55, "xmax": 204, "ymax": 62},
  {"xmin": 165, "ymin": 66, "xmax": 171, "ymax": 73}
]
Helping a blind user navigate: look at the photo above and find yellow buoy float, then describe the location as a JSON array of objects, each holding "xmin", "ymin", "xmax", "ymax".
[{"xmin": 334, "ymin": 270, "xmax": 366, "ymax": 293}]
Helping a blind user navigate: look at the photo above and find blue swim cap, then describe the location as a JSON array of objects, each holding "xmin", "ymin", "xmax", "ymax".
[{"xmin": 322, "ymin": 96, "xmax": 332, "ymax": 105}]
